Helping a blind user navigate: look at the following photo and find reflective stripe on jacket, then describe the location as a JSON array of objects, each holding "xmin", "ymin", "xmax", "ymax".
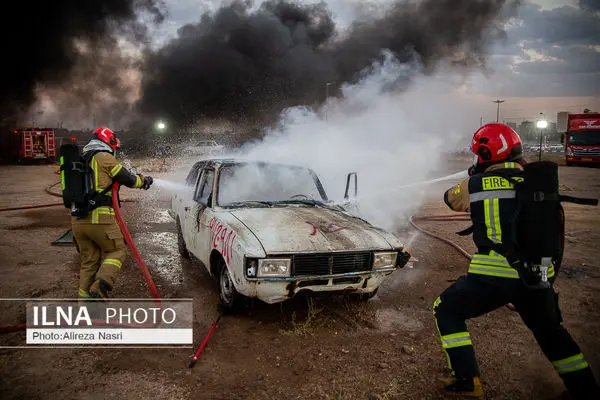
[{"xmin": 468, "ymin": 251, "xmax": 555, "ymax": 279}]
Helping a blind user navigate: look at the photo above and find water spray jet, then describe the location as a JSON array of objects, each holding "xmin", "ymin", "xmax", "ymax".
[{"xmin": 336, "ymin": 169, "xmax": 469, "ymax": 206}]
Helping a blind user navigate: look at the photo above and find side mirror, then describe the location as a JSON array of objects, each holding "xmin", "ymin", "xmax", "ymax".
[
  {"xmin": 344, "ymin": 172, "xmax": 357, "ymax": 200},
  {"xmin": 560, "ymin": 134, "xmax": 564, "ymax": 144}
]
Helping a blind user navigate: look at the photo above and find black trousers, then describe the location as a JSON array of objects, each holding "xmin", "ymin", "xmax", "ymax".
[{"xmin": 433, "ymin": 273, "xmax": 600, "ymax": 399}]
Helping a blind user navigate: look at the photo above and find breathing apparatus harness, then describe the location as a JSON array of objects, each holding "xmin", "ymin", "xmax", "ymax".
[
  {"xmin": 459, "ymin": 160, "xmax": 598, "ymax": 290},
  {"xmin": 59, "ymin": 143, "xmax": 115, "ymax": 219}
]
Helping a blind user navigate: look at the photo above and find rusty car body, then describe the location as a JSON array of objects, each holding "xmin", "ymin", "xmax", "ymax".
[{"xmin": 170, "ymin": 158, "xmax": 410, "ymax": 310}]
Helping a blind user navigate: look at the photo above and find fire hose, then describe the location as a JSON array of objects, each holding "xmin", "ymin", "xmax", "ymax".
[
  {"xmin": 408, "ymin": 213, "xmax": 518, "ymax": 311},
  {"xmin": 409, "ymin": 214, "xmax": 473, "ymax": 260},
  {"xmin": 0, "ymin": 181, "xmax": 137, "ymax": 213}
]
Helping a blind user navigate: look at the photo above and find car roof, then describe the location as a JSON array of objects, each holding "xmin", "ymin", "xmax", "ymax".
[{"xmin": 191, "ymin": 157, "xmax": 314, "ymax": 171}]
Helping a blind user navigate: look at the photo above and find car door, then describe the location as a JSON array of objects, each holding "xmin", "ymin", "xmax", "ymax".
[
  {"xmin": 187, "ymin": 168, "xmax": 215, "ymax": 264},
  {"xmin": 172, "ymin": 162, "xmax": 202, "ymax": 222}
]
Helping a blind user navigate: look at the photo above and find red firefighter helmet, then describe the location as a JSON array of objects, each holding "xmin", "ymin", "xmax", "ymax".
[
  {"xmin": 93, "ymin": 126, "xmax": 120, "ymax": 152},
  {"xmin": 471, "ymin": 123, "xmax": 522, "ymax": 164}
]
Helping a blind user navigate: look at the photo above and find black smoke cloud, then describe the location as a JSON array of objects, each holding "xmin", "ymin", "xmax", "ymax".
[
  {"xmin": 137, "ymin": 0, "xmax": 520, "ymax": 128},
  {"xmin": 0, "ymin": 0, "xmax": 165, "ymax": 123},
  {"xmin": 579, "ymin": 0, "xmax": 600, "ymax": 11}
]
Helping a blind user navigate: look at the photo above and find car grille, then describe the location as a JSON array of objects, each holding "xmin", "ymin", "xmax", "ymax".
[
  {"xmin": 573, "ymin": 149, "xmax": 600, "ymax": 157},
  {"xmin": 291, "ymin": 252, "xmax": 373, "ymax": 276}
]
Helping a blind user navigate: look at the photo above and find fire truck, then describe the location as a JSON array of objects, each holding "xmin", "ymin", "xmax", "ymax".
[
  {"xmin": 9, "ymin": 127, "xmax": 56, "ymax": 164},
  {"xmin": 558, "ymin": 112, "xmax": 600, "ymax": 166}
]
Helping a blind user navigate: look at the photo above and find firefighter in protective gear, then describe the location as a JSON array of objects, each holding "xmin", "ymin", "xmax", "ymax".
[
  {"xmin": 433, "ymin": 123, "xmax": 600, "ymax": 398},
  {"xmin": 72, "ymin": 126, "xmax": 153, "ymax": 299}
]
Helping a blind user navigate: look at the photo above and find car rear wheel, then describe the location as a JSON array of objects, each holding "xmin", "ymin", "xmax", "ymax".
[
  {"xmin": 176, "ymin": 218, "xmax": 190, "ymax": 259},
  {"xmin": 218, "ymin": 258, "xmax": 244, "ymax": 312}
]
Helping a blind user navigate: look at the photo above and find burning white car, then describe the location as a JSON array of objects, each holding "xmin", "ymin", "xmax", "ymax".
[{"xmin": 170, "ymin": 158, "xmax": 410, "ymax": 310}]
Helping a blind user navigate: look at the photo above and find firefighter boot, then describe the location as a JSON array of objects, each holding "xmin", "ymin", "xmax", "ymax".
[
  {"xmin": 439, "ymin": 376, "xmax": 484, "ymax": 398},
  {"xmin": 89, "ymin": 279, "xmax": 111, "ymax": 300}
]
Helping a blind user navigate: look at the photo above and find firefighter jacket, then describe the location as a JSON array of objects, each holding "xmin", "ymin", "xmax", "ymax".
[
  {"xmin": 444, "ymin": 161, "xmax": 556, "ymax": 280},
  {"xmin": 72, "ymin": 150, "xmax": 145, "ymax": 225}
]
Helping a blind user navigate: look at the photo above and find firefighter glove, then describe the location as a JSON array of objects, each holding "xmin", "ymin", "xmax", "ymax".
[{"xmin": 142, "ymin": 176, "xmax": 153, "ymax": 190}]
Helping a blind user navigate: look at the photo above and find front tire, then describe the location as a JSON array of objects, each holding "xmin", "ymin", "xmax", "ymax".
[
  {"xmin": 176, "ymin": 218, "xmax": 190, "ymax": 259},
  {"xmin": 218, "ymin": 258, "xmax": 244, "ymax": 312}
]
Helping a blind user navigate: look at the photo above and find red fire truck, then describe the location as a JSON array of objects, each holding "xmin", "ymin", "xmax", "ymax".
[
  {"xmin": 9, "ymin": 128, "xmax": 56, "ymax": 164},
  {"xmin": 558, "ymin": 112, "xmax": 600, "ymax": 166}
]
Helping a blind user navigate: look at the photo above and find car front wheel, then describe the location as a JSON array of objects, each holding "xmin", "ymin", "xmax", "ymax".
[{"xmin": 218, "ymin": 258, "xmax": 244, "ymax": 312}]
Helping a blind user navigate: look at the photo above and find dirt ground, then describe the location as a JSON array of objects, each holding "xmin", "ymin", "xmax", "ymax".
[{"xmin": 0, "ymin": 157, "xmax": 599, "ymax": 400}]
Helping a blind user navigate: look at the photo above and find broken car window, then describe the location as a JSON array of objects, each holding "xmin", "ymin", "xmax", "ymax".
[
  {"xmin": 217, "ymin": 163, "xmax": 324, "ymax": 206},
  {"xmin": 195, "ymin": 169, "xmax": 214, "ymax": 205}
]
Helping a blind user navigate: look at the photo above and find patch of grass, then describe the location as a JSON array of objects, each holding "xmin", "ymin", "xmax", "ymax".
[
  {"xmin": 279, "ymin": 297, "xmax": 326, "ymax": 336},
  {"xmin": 340, "ymin": 294, "xmax": 377, "ymax": 319},
  {"xmin": 377, "ymin": 379, "xmax": 404, "ymax": 400}
]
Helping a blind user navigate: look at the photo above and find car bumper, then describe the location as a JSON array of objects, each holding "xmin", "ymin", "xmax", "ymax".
[{"xmin": 238, "ymin": 268, "xmax": 398, "ymax": 304}]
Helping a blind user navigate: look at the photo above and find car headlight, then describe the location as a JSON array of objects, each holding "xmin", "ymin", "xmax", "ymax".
[
  {"xmin": 566, "ymin": 147, "xmax": 573, "ymax": 156},
  {"xmin": 257, "ymin": 259, "xmax": 291, "ymax": 277},
  {"xmin": 373, "ymin": 252, "xmax": 398, "ymax": 269}
]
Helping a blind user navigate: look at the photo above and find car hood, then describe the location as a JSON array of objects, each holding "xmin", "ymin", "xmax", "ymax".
[{"xmin": 228, "ymin": 206, "xmax": 395, "ymax": 253}]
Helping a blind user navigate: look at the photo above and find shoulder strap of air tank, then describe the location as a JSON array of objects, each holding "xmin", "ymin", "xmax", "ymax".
[{"xmin": 84, "ymin": 150, "xmax": 113, "ymax": 200}]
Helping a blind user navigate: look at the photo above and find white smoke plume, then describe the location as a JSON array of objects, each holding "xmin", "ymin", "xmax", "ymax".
[{"xmin": 217, "ymin": 52, "xmax": 478, "ymax": 232}]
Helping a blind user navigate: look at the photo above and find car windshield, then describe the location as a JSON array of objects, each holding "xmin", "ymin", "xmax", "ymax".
[
  {"xmin": 217, "ymin": 163, "xmax": 325, "ymax": 206},
  {"xmin": 569, "ymin": 131, "xmax": 600, "ymax": 146}
]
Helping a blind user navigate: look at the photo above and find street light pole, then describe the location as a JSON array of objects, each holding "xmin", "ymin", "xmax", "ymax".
[
  {"xmin": 536, "ymin": 113, "xmax": 548, "ymax": 161},
  {"xmin": 492, "ymin": 99, "xmax": 505, "ymax": 122}
]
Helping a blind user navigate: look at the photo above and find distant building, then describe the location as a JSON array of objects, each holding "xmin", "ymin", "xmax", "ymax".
[{"xmin": 506, "ymin": 122, "xmax": 518, "ymax": 131}]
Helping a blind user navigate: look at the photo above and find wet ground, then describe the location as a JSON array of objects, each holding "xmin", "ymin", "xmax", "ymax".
[{"xmin": 0, "ymin": 157, "xmax": 599, "ymax": 399}]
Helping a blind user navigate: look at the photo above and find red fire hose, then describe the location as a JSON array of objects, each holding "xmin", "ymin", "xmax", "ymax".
[
  {"xmin": 189, "ymin": 314, "xmax": 222, "ymax": 368},
  {"xmin": 110, "ymin": 182, "xmax": 160, "ymax": 301},
  {"xmin": 409, "ymin": 214, "xmax": 473, "ymax": 260}
]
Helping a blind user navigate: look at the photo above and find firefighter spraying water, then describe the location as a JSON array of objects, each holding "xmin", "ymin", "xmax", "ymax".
[
  {"xmin": 60, "ymin": 126, "xmax": 154, "ymax": 299},
  {"xmin": 432, "ymin": 123, "xmax": 600, "ymax": 399}
]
